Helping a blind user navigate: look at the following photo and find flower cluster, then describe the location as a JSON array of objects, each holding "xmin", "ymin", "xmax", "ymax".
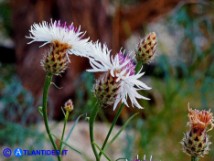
[
  {"xmin": 181, "ymin": 106, "xmax": 214, "ymax": 158},
  {"xmin": 27, "ymin": 20, "xmax": 157, "ymax": 110}
]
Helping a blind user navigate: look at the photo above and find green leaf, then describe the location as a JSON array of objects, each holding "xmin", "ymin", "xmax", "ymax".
[
  {"xmin": 61, "ymin": 106, "xmax": 66, "ymax": 117},
  {"xmin": 51, "ymin": 134, "xmax": 82, "ymax": 154},
  {"xmin": 98, "ymin": 104, "xmax": 124, "ymax": 159},
  {"xmin": 108, "ymin": 112, "xmax": 139, "ymax": 146},
  {"xmin": 62, "ymin": 113, "xmax": 86, "ymax": 150}
]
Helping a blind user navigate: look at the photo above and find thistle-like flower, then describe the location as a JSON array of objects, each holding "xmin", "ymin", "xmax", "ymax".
[
  {"xmin": 27, "ymin": 20, "xmax": 89, "ymax": 56},
  {"xmin": 181, "ymin": 105, "xmax": 214, "ymax": 158},
  {"xmin": 136, "ymin": 32, "xmax": 157, "ymax": 64},
  {"xmin": 27, "ymin": 20, "xmax": 89, "ymax": 75},
  {"xmin": 88, "ymin": 42, "xmax": 151, "ymax": 110}
]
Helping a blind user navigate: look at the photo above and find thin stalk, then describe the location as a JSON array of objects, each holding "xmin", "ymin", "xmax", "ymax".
[
  {"xmin": 135, "ymin": 61, "xmax": 143, "ymax": 73},
  {"xmin": 107, "ymin": 112, "xmax": 139, "ymax": 146},
  {"xmin": 60, "ymin": 111, "xmax": 69, "ymax": 153},
  {"xmin": 89, "ymin": 104, "xmax": 99, "ymax": 161},
  {"xmin": 191, "ymin": 156, "xmax": 199, "ymax": 161},
  {"xmin": 98, "ymin": 104, "xmax": 124, "ymax": 159},
  {"xmin": 94, "ymin": 143, "xmax": 111, "ymax": 161},
  {"xmin": 42, "ymin": 74, "xmax": 61, "ymax": 161}
]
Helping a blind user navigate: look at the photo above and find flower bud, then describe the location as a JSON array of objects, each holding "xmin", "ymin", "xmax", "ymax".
[
  {"xmin": 64, "ymin": 99, "xmax": 74, "ymax": 112},
  {"xmin": 136, "ymin": 32, "xmax": 157, "ymax": 64}
]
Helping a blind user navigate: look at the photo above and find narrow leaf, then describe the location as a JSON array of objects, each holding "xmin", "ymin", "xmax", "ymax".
[{"xmin": 108, "ymin": 113, "xmax": 139, "ymax": 146}]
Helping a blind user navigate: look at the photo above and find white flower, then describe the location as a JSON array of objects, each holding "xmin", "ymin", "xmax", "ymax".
[
  {"xmin": 88, "ymin": 42, "xmax": 151, "ymax": 110},
  {"xmin": 26, "ymin": 20, "xmax": 89, "ymax": 57},
  {"xmin": 86, "ymin": 42, "xmax": 119, "ymax": 72}
]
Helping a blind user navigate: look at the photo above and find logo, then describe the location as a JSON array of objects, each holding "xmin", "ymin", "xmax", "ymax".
[
  {"xmin": 2, "ymin": 147, "xmax": 12, "ymax": 158},
  {"xmin": 14, "ymin": 148, "xmax": 23, "ymax": 157},
  {"xmin": 2, "ymin": 147, "xmax": 68, "ymax": 158}
]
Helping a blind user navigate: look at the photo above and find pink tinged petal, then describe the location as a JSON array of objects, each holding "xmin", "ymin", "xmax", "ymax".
[{"xmin": 27, "ymin": 20, "xmax": 89, "ymax": 57}]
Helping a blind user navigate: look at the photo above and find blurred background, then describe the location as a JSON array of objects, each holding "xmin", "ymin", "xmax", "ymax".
[{"xmin": 0, "ymin": 0, "xmax": 214, "ymax": 160}]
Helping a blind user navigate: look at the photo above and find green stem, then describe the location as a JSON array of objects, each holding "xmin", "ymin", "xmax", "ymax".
[
  {"xmin": 94, "ymin": 143, "xmax": 111, "ymax": 161},
  {"xmin": 191, "ymin": 156, "xmax": 199, "ymax": 161},
  {"xmin": 98, "ymin": 104, "xmax": 124, "ymax": 159},
  {"xmin": 89, "ymin": 104, "xmax": 99, "ymax": 161},
  {"xmin": 60, "ymin": 111, "xmax": 69, "ymax": 153},
  {"xmin": 42, "ymin": 74, "xmax": 61, "ymax": 161},
  {"xmin": 135, "ymin": 61, "xmax": 143, "ymax": 73}
]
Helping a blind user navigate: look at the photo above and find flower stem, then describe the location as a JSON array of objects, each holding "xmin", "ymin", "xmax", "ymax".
[
  {"xmin": 89, "ymin": 104, "xmax": 99, "ymax": 161},
  {"xmin": 135, "ymin": 61, "xmax": 143, "ymax": 73},
  {"xmin": 191, "ymin": 156, "xmax": 199, "ymax": 161},
  {"xmin": 98, "ymin": 104, "xmax": 124, "ymax": 159},
  {"xmin": 42, "ymin": 74, "xmax": 61, "ymax": 161},
  {"xmin": 60, "ymin": 111, "xmax": 69, "ymax": 153}
]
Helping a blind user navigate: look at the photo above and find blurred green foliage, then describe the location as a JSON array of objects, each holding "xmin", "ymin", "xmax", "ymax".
[
  {"xmin": 73, "ymin": 72, "xmax": 96, "ymax": 117},
  {"xmin": 0, "ymin": 64, "xmax": 54, "ymax": 161},
  {"xmin": 0, "ymin": 0, "xmax": 12, "ymax": 36}
]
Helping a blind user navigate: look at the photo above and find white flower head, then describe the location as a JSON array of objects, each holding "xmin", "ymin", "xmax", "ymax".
[
  {"xmin": 88, "ymin": 42, "xmax": 151, "ymax": 110},
  {"xmin": 26, "ymin": 20, "xmax": 89, "ymax": 57}
]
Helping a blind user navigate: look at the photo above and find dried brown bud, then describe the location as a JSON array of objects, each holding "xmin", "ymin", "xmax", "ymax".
[{"xmin": 181, "ymin": 106, "xmax": 214, "ymax": 157}]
